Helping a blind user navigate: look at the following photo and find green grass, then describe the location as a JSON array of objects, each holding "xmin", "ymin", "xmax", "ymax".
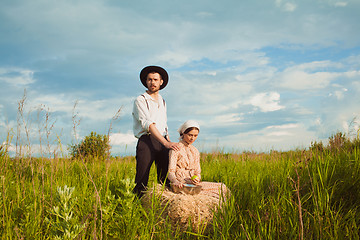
[{"xmin": 1, "ymin": 146, "xmax": 360, "ymax": 239}]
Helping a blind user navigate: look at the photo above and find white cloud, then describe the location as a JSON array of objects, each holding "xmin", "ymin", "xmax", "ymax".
[
  {"xmin": 266, "ymin": 123, "xmax": 299, "ymax": 129},
  {"xmin": 109, "ymin": 132, "xmax": 137, "ymax": 146},
  {"xmin": 0, "ymin": 68, "xmax": 35, "ymax": 86},
  {"xmin": 344, "ymin": 70, "xmax": 360, "ymax": 78},
  {"xmin": 196, "ymin": 11, "xmax": 213, "ymax": 18},
  {"xmin": 275, "ymin": 0, "xmax": 297, "ymax": 12},
  {"xmin": 329, "ymin": 87, "xmax": 348, "ymax": 100},
  {"xmin": 281, "ymin": 71, "xmax": 337, "ymax": 89},
  {"xmin": 4, "ymin": 142, "xmax": 63, "ymax": 157},
  {"xmin": 248, "ymin": 92, "xmax": 285, "ymax": 112},
  {"xmin": 29, "ymin": 93, "xmax": 131, "ymax": 122},
  {"xmin": 2, "ymin": 142, "xmax": 16, "ymax": 152},
  {"xmin": 277, "ymin": 61, "xmax": 343, "ymax": 90},
  {"xmin": 198, "ymin": 122, "xmax": 319, "ymax": 153},
  {"xmin": 265, "ymin": 124, "xmax": 299, "ymax": 137},
  {"xmin": 167, "ymin": 71, "xmax": 253, "ymax": 116},
  {"xmin": 283, "ymin": 3, "xmax": 297, "ymax": 12},
  {"xmin": 213, "ymin": 113, "xmax": 244, "ymax": 125},
  {"xmin": 154, "ymin": 50, "xmax": 193, "ymax": 68},
  {"xmin": 30, "ymin": 94, "xmax": 74, "ymax": 113},
  {"xmin": 334, "ymin": 2, "xmax": 348, "ymax": 7},
  {"xmin": 342, "ymin": 120, "xmax": 350, "ymax": 133},
  {"xmin": 266, "ymin": 131, "xmax": 292, "ymax": 137}
]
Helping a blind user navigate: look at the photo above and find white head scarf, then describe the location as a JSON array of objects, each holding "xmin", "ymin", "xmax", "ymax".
[{"xmin": 177, "ymin": 120, "xmax": 200, "ymax": 135}]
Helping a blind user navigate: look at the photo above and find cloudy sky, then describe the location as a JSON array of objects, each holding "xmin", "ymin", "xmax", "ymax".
[{"xmin": 1, "ymin": 0, "xmax": 360, "ymax": 156}]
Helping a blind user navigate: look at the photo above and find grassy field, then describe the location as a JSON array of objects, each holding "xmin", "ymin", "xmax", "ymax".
[{"xmin": 1, "ymin": 133, "xmax": 360, "ymax": 239}]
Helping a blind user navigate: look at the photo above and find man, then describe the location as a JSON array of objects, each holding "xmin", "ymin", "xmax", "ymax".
[{"xmin": 132, "ymin": 65, "xmax": 179, "ymax": 198}]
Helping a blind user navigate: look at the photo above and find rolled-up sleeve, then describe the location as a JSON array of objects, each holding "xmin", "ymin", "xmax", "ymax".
[
  {"xmin": 133, "ymin": 97, "xmax": 154, "ymax": 131},
  {"xmin": 132, "ymin": 93, "xmax": 168, "ymax": 138}
]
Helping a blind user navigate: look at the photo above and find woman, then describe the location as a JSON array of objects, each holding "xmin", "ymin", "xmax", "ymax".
[{"xmin": 168, "ymin": 120, "xmax": 229, "ymax": 200}]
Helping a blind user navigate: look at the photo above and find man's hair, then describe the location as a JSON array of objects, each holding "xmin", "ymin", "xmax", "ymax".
[{"xmin": 147, "ymin": 71, "xmax": 163, "ymax": 80}]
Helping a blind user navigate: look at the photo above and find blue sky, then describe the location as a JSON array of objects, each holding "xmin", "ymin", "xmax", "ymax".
[{"xmin": 1, "ymin": 0, "xmax": 360, "ymax": 156}]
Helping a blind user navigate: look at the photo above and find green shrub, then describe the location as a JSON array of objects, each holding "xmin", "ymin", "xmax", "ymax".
[
  {"xmin": 310, "ymin": 131, "xmax": 359, "ymax": 154},
  {"xmin": 328, "ymin": 132, "xmax": 349, "ymax": 151},
  {"xmin": 69, "ymin": 132, "xmax": 110, "ymax": 160},
  {"xmin": 310, "ymin": 140, "xmax": 325, "ymax": 153}
]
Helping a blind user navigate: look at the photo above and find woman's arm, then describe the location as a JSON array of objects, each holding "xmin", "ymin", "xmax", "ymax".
[
  {"xmin": 168, "ymin": 149, "xmax": 183, "ymax": 188},
  {"xmin": 191, "ymin": 147, "xmax": 201, "ymax": 184}
]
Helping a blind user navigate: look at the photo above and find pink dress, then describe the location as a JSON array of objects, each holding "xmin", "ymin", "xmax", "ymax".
[{"xmin": 168, "ymin": 141, "xmax": 229, "ymax": 200}]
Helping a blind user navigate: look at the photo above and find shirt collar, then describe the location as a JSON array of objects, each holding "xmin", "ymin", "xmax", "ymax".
[{"xmin": 144, "ymin": 92, "xmax": 162, "ymax": 102}]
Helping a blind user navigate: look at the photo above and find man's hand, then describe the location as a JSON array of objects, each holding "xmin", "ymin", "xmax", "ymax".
[
  {"xmin": 164, "ymin": 141, "xmax": 180, "ymax": 151},
  {"xmin": 149, "ymin": 123, "xmax": 180, "ymax": 150}
]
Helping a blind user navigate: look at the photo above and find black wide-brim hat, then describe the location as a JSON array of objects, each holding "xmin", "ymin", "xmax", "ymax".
[{"xmin": 140, "ymin": 66, "xmax": 168, "ymax": 89}]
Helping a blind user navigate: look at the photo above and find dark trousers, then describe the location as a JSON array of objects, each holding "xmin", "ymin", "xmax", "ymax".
[{"xmin": 133, "ymin": 134, "xmax": 170, "ymax": 198}]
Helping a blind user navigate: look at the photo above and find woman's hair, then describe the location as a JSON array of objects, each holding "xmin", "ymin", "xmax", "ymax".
[{"xmin": 180, "ymin": 127, "xmax": 200, "ymax": 138}]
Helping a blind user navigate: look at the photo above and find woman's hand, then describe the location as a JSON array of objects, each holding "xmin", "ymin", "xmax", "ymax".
[
  {"xmin": 191, "ymin": 175, "xmax": 200, "ymax": 185},
  {"xmin": 173, "ymin": 181, "xmax": 184, "ymax": 189}
]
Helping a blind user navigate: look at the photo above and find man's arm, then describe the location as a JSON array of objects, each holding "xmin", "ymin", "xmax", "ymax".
[{"xmin": 149, "ymin": 123, "xmax": 179, "ymax": 151}]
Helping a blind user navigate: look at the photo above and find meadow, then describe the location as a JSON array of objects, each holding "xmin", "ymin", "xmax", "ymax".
[{"xmin": 1, "ymin": 132, "xmax": 360, "ymax": 239}]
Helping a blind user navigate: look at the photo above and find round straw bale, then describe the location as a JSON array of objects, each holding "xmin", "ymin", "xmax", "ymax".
[{"xmin": 141, "ymin": 184, "xmax": 221, "ymax": 232}]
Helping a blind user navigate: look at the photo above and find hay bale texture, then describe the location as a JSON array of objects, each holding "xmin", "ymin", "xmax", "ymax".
[{"xmin": 141, "ymin": 184, "xmax": 221, "ymax": 232}]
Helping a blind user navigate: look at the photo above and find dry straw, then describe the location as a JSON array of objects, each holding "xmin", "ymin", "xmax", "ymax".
[{"xmin": 142, "ymin": 184, "xmax": 222, "ymax": 233}]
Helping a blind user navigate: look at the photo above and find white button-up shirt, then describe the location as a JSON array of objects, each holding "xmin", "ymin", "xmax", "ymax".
[{"xmin": 132, "ymin": 92, "xmax": 168, "ymax": 139}]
